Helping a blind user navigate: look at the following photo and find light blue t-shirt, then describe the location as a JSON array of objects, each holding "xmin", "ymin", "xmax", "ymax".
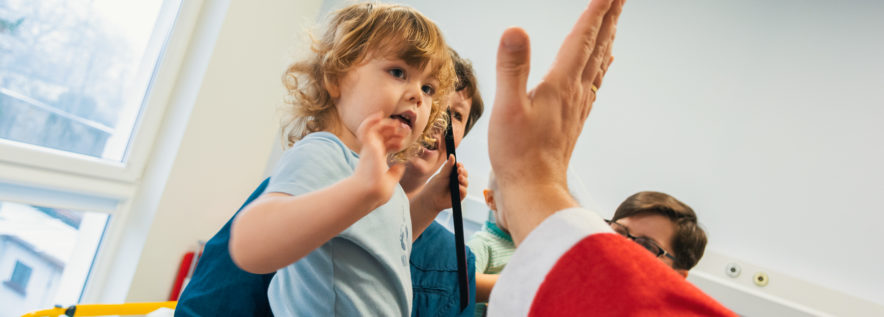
[{"xmin": 265, "ymin": 132, "xmax": 412, "ymax": 316}]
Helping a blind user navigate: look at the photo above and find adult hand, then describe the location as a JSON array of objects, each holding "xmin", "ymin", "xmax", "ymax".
[{"xmin": 488, "ymin": 0, "xmax": 624, "ymax": 246}]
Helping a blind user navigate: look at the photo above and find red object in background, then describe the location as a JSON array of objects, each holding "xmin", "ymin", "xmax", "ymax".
[{"xmin": 168, "ymin": 251, "xmax": 195, "ymax": 301}]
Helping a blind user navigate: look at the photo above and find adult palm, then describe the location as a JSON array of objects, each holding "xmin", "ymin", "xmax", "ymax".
[{"xmin": 487, "ymin": 0, "xmax": 624, "ymax": 246}]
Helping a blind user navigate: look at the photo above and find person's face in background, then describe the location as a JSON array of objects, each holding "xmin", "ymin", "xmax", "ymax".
[
  {"xmin": 401, "ymin": 90, "xmax": 473, "ymax": 188},
  {"xmin": 613, "ymin": 214, "xmax": 687, "ymax": 277}
]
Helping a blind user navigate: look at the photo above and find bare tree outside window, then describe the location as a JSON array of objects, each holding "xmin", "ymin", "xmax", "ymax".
[{"xmin": 0, "ymin": 0, "xmax": 176, "ymax": 161}]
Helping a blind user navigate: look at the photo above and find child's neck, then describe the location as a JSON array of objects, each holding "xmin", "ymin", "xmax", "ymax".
[{"xmin": 325, "ymin": 119, "xmax": 361, "ymax": 153}]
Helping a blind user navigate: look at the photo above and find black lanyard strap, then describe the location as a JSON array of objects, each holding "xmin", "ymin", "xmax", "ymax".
[{"xmin": 444, "ymin": 109, "xmax": 470, "ymax": 312}]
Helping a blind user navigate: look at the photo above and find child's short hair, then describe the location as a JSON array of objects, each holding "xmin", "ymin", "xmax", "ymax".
[
  {"xmin": 612, "ymin": 191, "xmax": 707, "ymax": 271},
  {"xmin": 281, "ymin": 2, "xmax": 455, "ymax": 159},
  {"xmin": 449, "ymin": 49, "xmax": 483, "ymax": 136}
]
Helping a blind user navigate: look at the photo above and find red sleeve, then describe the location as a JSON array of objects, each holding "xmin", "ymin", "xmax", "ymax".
[{"xmin": 528, "ymin": 234, "xmax": 735, "ymax": 317}]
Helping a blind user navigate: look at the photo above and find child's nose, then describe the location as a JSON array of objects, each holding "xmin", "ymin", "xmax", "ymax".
[{"xmin": 406, "ymin": 84, "xmax": 423, "ymax": 107}]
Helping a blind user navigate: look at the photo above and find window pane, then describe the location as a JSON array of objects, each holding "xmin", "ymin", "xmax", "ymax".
[
  {"xmin": 0, "ymin": 0, "xmax": 180, "ymax": 162},
  {"xmin": 0, "ymin": 201, "xmax": 108, "ymax": 317}
]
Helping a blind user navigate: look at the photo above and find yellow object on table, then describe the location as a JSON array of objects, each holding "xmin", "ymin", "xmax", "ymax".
[{"xmin": 21, "ymin": 301, "xmax": 176, "ymax": 317}]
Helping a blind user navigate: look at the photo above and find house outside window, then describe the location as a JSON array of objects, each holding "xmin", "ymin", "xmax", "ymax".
[{"xmin": 3, "ymin": 260, "xmax": 33, "ymax": 295}]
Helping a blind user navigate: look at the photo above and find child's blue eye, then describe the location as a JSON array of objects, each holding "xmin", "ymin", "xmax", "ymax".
[
  {"xmin": 388, "ymin": 68, "xmax": 405, "ymax": 79},
  {"xmin": 453, "ymin": 111, "xmax": 464, "ymax": 122},
  {"xmin": 421, "ymin": 85, "xmax": 435, "ymax": 96}
]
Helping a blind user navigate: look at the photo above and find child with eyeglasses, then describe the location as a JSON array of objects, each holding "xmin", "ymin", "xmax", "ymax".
[{"xmin": 607, "ymin": 191, "xmax": 708, "ymax": 278}]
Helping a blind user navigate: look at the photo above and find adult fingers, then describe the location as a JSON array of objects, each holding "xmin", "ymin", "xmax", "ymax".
[
  {"xmin": 547, "ymin": 0, "xmax": 616, "ymax": 84},
  {"xmin": 581, "ymin": 0, "xmax": 624, "ymax": 85},
  {"xmin": 495, "ymin": 27, "xmax": 531, "ymax": 110},
  {"xmin": 590, "ymin": 55, "xmax": 614, "ymax": 102}
]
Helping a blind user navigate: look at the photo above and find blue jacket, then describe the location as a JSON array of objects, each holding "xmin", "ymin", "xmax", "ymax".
[
  {"xmin": 410, "ymin": 221, "xmax": 477, "ymax": 317},
  {"xmin": 175, "ymin": 178, "xmax": 274, "ymax": 317}
]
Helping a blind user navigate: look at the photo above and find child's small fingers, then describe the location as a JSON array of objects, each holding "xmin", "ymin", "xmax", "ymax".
[
  {"xmin": 382, "ymin": 123, "xmax": 409, "ymax": 142},
  {"xmin": 439, "ymin": 155, "xmax": 455, "ymax": 172},
  {"xmin": 388, "ymin": 163, "xmax": 407, "ymax": 180},
  {"xmin": 382, "ymin": 127, "xmax": 403, "ymax": 141},
  {"xmin": 384, "ymin": 134, "xmax": 402, "ymax": 145},
  {"xmin": 376, "ymin": 120, "xmax": 398, "ymax": 134},
  {"xmin": 358, "ymin": 112, "xmax": 386, "ymax": 135},
  {"xmin": 384, "ymin": 138, "xmax": 405, "ymax": 152},
  {"xmin": 374, "ymin": 120, "xmax": 407, "ymax": 147}
]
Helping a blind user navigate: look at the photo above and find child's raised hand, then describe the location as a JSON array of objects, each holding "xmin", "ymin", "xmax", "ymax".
[
  {"xmin": 409, "ymin": 154, "xmax": 469, "ymax": 239},
  {"xmin": 423, "ymin": 154, "xmax": 469, "ymax": 212},
  {"xmin": 353, "ymin": 112, "xmax": 410, "ymax": 205}
]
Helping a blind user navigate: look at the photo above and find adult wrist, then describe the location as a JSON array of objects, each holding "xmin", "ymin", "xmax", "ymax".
[{"xmin": 497, "ymin": 182, "xmax": 578, "ymax": 246}]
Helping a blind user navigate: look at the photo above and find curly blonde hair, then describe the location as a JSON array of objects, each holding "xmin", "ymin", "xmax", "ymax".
[{"xmin": 281, "ymin": 2, "xmax": 455, "ymax": 161}]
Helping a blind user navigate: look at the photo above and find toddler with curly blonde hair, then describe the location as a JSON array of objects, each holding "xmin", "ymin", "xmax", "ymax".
[{"xmin": 229, "ymin": 3, "xmax": 455, "ymax": 316}]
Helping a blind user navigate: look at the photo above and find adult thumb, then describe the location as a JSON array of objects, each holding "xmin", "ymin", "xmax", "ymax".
[{"xmin": 495, "ymin": 27, "xmax": 531, "ymax": 104}]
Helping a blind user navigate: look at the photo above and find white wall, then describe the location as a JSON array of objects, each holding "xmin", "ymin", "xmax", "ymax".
[
  {"xmin": 109, "ymin": 0, "xmax": 883, "ymax": 314},
  {"xmin": 315, "ymin": 0, "xmax": 883, "ymax": 315},
  {"xmin": 121, "ymin": 0, "xmax": 323, "ymax": 302},
  {"xmin": 575, "ymin": 1, "xmax": 884, "ymax": 313}
]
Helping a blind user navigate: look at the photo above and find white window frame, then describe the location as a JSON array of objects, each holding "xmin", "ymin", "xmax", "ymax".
[
  {"xmin": 0, "ymin": 0, "xmax": 212, "ymax": 305},
  {"xmin": 0, "ymin": 0, "xmax": 195, "ymax": 190}
]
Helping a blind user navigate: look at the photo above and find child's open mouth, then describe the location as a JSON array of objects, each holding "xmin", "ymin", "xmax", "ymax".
[
  {"xmin": 390, "ymin": 111, "xmax": 415, "ymax": 131},
  {"xmin": 421, "ymin": 139, "xmax": 439, "ymax": 151}
]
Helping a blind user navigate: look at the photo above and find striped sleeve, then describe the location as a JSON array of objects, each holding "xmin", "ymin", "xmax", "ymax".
[{"xmin": 466, "ymin": 233, "xmax": 491, "ymax": 273}]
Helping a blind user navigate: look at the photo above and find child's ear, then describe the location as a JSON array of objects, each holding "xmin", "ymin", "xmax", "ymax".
[
  {"xmin": 483, "ymin": 189, "xmax": 496, "ymax": 211},
  {"xmin": 325, "ymin": 76, "xmax": 341, "ymax": 99}
]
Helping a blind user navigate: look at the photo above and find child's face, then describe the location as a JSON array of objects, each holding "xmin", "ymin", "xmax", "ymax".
[
  {"xmin": 610, "ymin": 214, "xmax": 680, "ymax": 272},
  {"xmin": 404, "ymin": 90, "xmax": 473, "ymax": 183},
  {"xmin": 331, "ymin": 55, "xmax": 439, "ymax": 152}
]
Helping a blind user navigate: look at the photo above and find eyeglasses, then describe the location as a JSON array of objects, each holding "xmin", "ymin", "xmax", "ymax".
[{"xmin": 605, "ymin": 219, "xmax": 677, "ymax": 262}]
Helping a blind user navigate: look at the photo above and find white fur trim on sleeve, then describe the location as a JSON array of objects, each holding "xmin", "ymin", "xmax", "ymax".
[{"xmin": 487, "ymin": 207, "xmax": 613, "ymax": 316}]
